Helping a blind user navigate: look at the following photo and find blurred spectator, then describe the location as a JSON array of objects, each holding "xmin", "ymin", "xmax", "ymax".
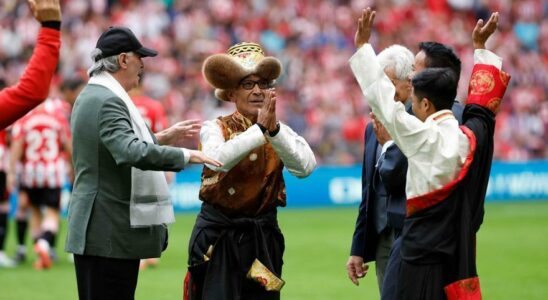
[{"xmin": 1, "ymin": 0, "xmax": 545, "ymax": 163}]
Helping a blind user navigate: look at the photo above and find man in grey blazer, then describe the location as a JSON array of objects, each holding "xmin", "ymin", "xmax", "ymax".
[{"xmin": 66, "ymin": 26, "xmax": 221, "ymax": 300}]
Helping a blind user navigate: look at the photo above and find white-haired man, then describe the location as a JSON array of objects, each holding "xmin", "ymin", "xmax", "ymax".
[
  {"xmin": 346, "ymin": 44, "xmax": 414, "ymax": 291},
  {"xmin": 65, "ymin": 26, "xmax": 221, "ymax": 300}
]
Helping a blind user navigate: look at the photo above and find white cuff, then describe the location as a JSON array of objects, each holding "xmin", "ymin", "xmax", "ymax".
[
  {"xmin": 474, "ymin": 49, "xmax": 502, "ymax": 69},
  {"xmin": 381, "ymin": 140, "xmax": 394, "ymax": 154},
  {"xmin": 181, "ymin": 148, "xmax": 190, "ymax": 165}
]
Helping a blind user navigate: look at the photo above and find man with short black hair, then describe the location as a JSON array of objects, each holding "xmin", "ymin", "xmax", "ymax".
[{"xmin": 350, "ymin": 8, "xmax": 510, "ymax": 299}]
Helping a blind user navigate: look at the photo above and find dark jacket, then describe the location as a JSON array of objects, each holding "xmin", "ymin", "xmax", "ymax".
[
  {"xmin": 350, "ymin": 122, "xmax": 408, "ymax": 261},
  {"xmin": 350, "ymin": 101, "xmax": 463, "ymax": 262},
  {"xmin": 66, "ymin": 84, "xmax": 186, "ymax": 259}
]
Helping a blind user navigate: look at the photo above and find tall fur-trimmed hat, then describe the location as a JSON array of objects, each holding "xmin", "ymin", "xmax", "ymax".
[{"xmin": 202, "ymin": 42, "xmax": 283, "ymax": 101}]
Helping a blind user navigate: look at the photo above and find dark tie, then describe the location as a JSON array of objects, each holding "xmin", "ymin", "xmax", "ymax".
[{"xmin": 373, "ymin": 144, "xmax": 388, "ymax": 233}]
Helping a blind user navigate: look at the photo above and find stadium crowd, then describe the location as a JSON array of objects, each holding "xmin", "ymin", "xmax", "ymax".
[{"xmin": 0, "ymin": 0, "xmax": 546, "ymax": 164}]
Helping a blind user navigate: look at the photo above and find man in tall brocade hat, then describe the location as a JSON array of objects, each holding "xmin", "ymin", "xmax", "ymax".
[{"xmin": 183, "ymin": 42, "xmax": 316, "ymax": 299}]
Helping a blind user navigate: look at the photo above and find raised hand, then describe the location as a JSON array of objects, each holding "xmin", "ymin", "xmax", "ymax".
[
  {"xmin": 473, "ymin": 12, "xmax": 499, "ymax": 49},
  {"xmin": 354, "ymin": 7, "xmax": 376, "ymax": 49},
  {"xmin": 155, "ymin": 119, "xmax": 202, "ymax": 146},
  {"xmin": 28, "ymin": 0, "xmax": 61, "ymax": 22},
  {"xmin": 187, "ymin": 150, "xmax": 223, "ymax": 167},
  {"xmin": 257, "ymin": 89, "xmax": 278, "ymax": 132}
]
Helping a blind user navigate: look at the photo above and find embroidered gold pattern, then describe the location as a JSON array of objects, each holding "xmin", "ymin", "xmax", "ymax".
[
  {"xmin": 246, "ymin": 259, "xmax": 285, "ymax": 291},
  {"xmin": 202, "ymin": 173, "xmax": 220, "ymax": 186},
  {"xmin": 228, "ymin": 42, "xmax": 265, "ymax": 69},
  {"xmin": 470, "ymin": 70, "xmax": 495, "ymax": 95},
  {"xmin": 459, "ymin": 277, "xmax": 479, "ymax": 293},
  {"xmin": 228, "ymin": 42, "xmax": 264, "ymax": 55},
  {"xmin": 486, "ymin": 98, "xmax": 502, "ymax": 114},
  {"xmin": 500, "ymin": 71, "xmax": 510, "ymax": 87}
]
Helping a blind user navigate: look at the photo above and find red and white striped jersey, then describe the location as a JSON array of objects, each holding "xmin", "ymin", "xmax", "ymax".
[
  {"xmin": 132, "ymin": 95, "xmax": 168, "ymax": 133},
  {"xmin": 11, "ymin": 106, "xmax": 70, "ymax": 188},
  {"xmin": 45, "ymin": 98, "xmax": 72, "ymax": 120},
  {"xmin": 0, "ymin": 130, "xmax": 8, "ymax": 171}
]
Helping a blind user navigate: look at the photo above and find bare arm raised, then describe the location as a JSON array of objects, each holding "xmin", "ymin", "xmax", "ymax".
[{"xmin": 472, "ymin": 12, "xmax": 499, "ymax": 50}]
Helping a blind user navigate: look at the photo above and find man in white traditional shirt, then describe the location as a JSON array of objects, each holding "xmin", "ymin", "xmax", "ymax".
[
  {"xmin": 350, "ymin": 8, "xmax": 510, "ymax": 299},
  {"xmin": 183, "ymin": 42, "xmax": 316, "ymax": 300}
]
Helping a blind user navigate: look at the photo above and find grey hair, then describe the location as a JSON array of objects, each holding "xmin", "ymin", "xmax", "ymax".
[
  {"xmin": 87, "ymin": 48, "xmax": 121, "ymax": 77},
  {"xmin": 377, "ymin": 45, "xmax": 414, "ymax": 81}
]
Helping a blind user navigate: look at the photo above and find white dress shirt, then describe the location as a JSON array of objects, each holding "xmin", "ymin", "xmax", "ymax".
[
  {"xmin": 200, "ymin": 119, "xmax": 316, "ymax": 178},
  {"xmin": 349, "ymin": 44, "xmax": 502, "ymax": 199}
]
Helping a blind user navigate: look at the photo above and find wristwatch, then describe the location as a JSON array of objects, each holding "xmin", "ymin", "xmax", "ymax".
[{"xmin": 268, "ymin": 121, "xmax": 281, "ymax": 137}]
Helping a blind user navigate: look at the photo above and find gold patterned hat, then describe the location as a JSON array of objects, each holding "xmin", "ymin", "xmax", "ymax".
[{"xmin": 202, "ymin": 42, "xmax": 283, "ymax": 101}]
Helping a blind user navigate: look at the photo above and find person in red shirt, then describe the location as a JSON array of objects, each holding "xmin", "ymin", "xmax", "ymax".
[
  {"xmin": 8, "ymin": 101, "xmax": 71, "ymax": 269},
  {"xmin": 0, "ymin": 126, "xmax": 14, "ymax": 267},
  {"xmin": 0, "ymin": 0, "xmax": 61, "ymax": 130},
  {"xmin": 0, "ymin": 78, "xmax": 15, "ymax": 267},
  {"xmin": 131, "ymin": 87, "xmax": 169, "ymax": 133}
]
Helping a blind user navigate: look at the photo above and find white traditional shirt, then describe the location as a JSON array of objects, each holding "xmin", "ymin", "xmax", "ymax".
[
  {"xmin": 201, "ymin": 120, "xmax": 316, "ymax": 178},
  {"xmin": 349, "ymin": 44, "xmax": 502, "ymax": 199}
]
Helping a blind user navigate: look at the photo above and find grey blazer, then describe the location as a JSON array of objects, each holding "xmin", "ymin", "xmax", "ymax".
[{"xmin": 65, "ymin": 84, "xmax": 186, "ymax": 259}]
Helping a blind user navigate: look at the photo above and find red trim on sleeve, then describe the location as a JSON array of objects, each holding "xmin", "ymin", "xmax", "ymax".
[
  {"xmin": 444, "ymin": 276, "xmax": 482, "ymax": 300},
  {"xmin": 406, "ymin": 126, "xmax": 477, "ymax": 216},
  {"xmin": 466, "ymin": 64, "xmax": 511, "ymax": 115}
]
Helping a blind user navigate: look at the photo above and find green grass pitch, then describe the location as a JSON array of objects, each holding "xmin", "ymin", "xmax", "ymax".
[{"xmin": 1, "ymin": 201, "xmax": 547, "ymax": 299}]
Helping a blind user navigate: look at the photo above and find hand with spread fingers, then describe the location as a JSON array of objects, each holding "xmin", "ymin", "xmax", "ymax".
[
  {"xmin": 155, "ymin": 119, "xmax": 202, "ymax": 146},
  {"xmin": 354, "ymin": 7, "xmax": 376, "ymax": 49},
  {"xmin": 473, "ymin": 12, "xmax": 499, "ymax": 49},
  {"xmin": 28, "ymin": 0, "xmax": 61, "ymax": 22},
  {"xmin": 188, "ymin": 150, "xmax": 223, "ymax": 167}
]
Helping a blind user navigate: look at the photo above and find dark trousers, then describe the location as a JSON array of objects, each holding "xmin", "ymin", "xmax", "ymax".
[
  {"xmin": 381, "ymin": 236, "xmax": 401, "ymax": 300},
  {"xmin": 74, "ymin": 254, "xmax": 140, "ymax": 300}
]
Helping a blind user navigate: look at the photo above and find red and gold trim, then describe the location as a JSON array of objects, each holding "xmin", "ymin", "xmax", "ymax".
[
  {"xmin": 433, "ymin": 111, "xmax": 455, "ymax": 122},
  {"xmin": 406, "ymin": 126, "xmax": 477, "ymax": 216},
  {"xmin": 466, "ymin": 64, "xmax": 511, "ymax": 115},
  {"xmin": 183, "ymin": 271, "xmax": 192, "ymax": 300},
  {"xmin": 444, "ymin": 277, "xmax": 482, "ymax": 300}
]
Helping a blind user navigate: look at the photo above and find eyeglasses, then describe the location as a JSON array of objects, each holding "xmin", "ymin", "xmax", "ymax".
[{"xmin": 240, "ymin": 80, "xmax": 272, "ymax": 90}]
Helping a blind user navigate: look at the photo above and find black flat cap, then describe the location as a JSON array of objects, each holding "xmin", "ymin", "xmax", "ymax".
[{"xmin": 95, "ymin": 26, "xmax": 157, "ymax": 61}]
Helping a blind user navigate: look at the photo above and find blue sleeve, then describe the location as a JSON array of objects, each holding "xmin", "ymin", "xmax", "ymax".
[{"xmin": 350, "ymin": 124, "xmax": 373, "ymax": 257}]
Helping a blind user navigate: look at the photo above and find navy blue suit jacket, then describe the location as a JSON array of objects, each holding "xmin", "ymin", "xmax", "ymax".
[
  {"xmin": 350, "ymin": 122, "xmax": 407, "ymax": 262},
  {"xmin": 350, "ymin": 101, "xmax": 463, "ymax": 262}
]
